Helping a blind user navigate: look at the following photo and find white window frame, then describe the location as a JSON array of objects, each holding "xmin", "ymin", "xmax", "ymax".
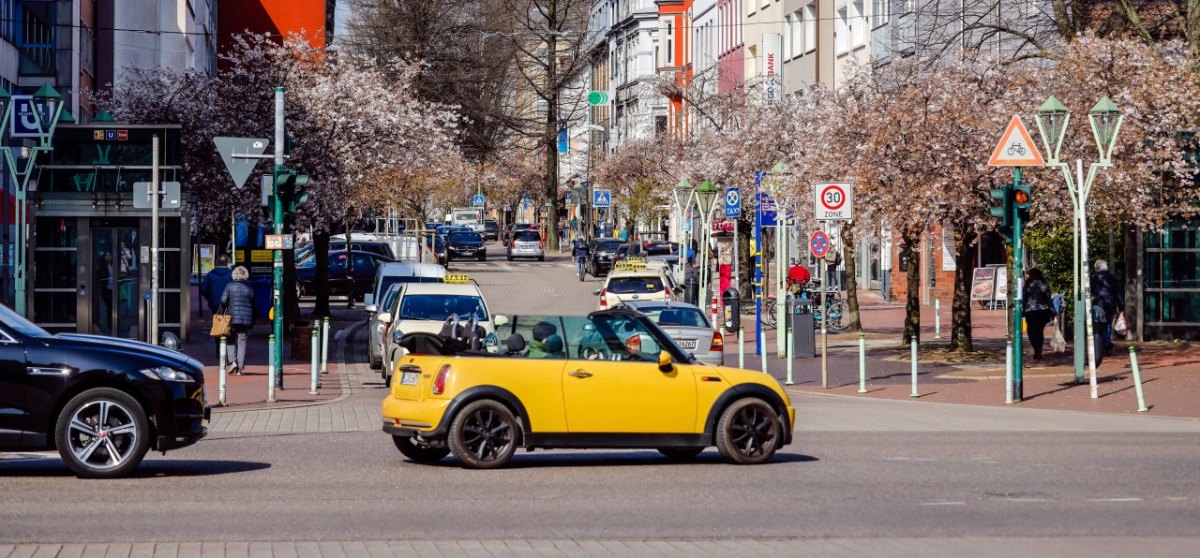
[{"xmin": 803, "ymin": 3, "xmax": 816, "ymax": 53}]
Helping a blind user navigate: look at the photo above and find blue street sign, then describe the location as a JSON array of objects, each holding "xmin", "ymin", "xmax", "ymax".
[
  {"xmin": 558, "ymin": 128, "xmax": 569, "ymax": 154},
  {"xmin": 10, "ymin": 96, "xmax": 51, "ymax": 138},
  {"xmin": 471, "ymin": 194, "xmax": 485, "ymax": 207},
  {"xmin": 593, "ymin": 190, "xmax": 612, "ymax": 208},
  {"xmin": 756, "ymin": 192, "xmax": 778, "ymax": 227},
  {"xmin": 724, "ymin": 186, "xmax": 741, "ymax": 219},
  {"xmin": 520, "ymin": 197, "xmax": 531, "ymax": 210}
]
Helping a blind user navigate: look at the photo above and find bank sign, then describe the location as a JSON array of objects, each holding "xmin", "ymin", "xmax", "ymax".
[{"xmin": 762, "ymin": 33, "xmax": 782, "ymax": 106}]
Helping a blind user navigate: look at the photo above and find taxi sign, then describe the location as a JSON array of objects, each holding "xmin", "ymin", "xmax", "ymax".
[
  {"xmin": 443, "ymin": 273, "xmax": 471, "ymax": 284},
  {"xmin": 614, "ymin": 260, "xmax": 647, "ymax": 271}
]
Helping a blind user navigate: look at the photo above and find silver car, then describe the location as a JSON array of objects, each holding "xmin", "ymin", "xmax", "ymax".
[
  {"xmin": 507, "ymin": 230, "xmax": 544, "ymax": 261},
  {"xmin": 618, "ymin": 300, "xmax": 724, "ymax": 366}
]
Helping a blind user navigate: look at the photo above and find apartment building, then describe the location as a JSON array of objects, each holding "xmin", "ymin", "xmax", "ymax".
[
  {"xmin": 588, "ymin": 0, "xmax": 664, "ymax": 151},
  {"xmin": 102, "ymin": 0, "xmax": 219, "ymax": 88}
]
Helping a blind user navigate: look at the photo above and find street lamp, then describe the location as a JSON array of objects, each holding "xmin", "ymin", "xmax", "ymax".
[
  {"xmin": 1034, "ymin": 94, "xmax": 1124, "ymax": 398},
  {"xmin": 764, "ymin": 162, "xmax": 789, "ymax": 357},
  {"xmin": 673, "ymin": 178, "xmax": 695, "ymax": 286},
  {"xmin": 0, "ymin": 83, "xmax": 67, "ymax": 315},
  {"xmin": 695, "ymin": 180, "xmax": 719, "ymax": 312}
]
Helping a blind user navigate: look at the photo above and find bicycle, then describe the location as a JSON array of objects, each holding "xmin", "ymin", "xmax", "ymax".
[
  {"xmin": 759, "ymin": 282, "xmax": 849, "ymax": 333},
  {"xmin": 576, "ymin": 256, "xmax": 587, "ymax": 282}
]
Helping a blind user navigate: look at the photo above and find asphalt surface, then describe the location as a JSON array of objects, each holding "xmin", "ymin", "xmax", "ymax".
[{"xmin": 2, "ymin": 246, "xmax": 1199, "ymax": 552}]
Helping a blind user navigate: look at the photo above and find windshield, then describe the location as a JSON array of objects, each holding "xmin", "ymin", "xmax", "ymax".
[
  {"xmin": 379, "ymin": 275, "xmax": 444, "ymax": 297},
  {"xmin": 449, "ymin": 232, "xmax": 483, "ymax": 243},
  {"xmin": 595, "ymin": 240, "xmax": 623, "ymax": 251},
  {"xmin": 607, "ymin": 277, "xmax": 664, "ymax": 294},
  {"xmin": 0, "ymin": 304, "xmax": 50, "ymax": 338},
  {"xmin": 639, "ymin": 306, "xmax": 708, "ymax": 328},
  {"xmin": 397, "ymin": 294, "xmax": 489, "ymax": 322}
]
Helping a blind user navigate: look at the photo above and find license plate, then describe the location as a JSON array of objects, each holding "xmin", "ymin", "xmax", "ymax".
[
  {"xmin": 400, "ymin": 372, "xmax": 420, "ymax": 386},
  {"xmin": 679, "ymin": 339, "xmax": 698, "ymax": 349}
]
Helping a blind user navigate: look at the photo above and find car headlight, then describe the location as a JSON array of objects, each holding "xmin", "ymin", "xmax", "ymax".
[{"xmin": 139, "ymin": 366, "xmax": 196, "ymax": 383}]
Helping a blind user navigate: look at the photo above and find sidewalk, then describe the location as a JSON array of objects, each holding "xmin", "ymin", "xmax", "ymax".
[
  {"xmin": 186, "ymin": 302, "xmax": 366, "ymax": 412},
  {"xmin": 731, "ymin": 290, "xmax": 1200, "ymax": 418}
]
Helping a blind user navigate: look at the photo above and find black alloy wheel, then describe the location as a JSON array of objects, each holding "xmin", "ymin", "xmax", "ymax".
[
  {"xmin": 392, "ymin": 435, "xmax": 451, "ymax": 463},
  {"xmin": 55, "ymin": 388, "xmax": 151, "ymax": 478},
  {"xmin": 715, "ymin": 398, "xmax": 781, "ymax": 465},
  {"xmin": 448, "ymin": 400, "xmax": 518, "ymax": 469}
]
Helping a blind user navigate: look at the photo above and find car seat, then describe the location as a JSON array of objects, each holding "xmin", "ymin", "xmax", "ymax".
[
  {"xmin": 543, "ymin": 334, "xmax": 566, "ymax": 358},
  {"xmin": 505, "ymin": 333, "xmax": 527, "ymax": 356}
]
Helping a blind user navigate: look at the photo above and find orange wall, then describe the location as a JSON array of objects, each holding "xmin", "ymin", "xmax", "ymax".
[{"xmin": 219, "ymin": 0, "xmax": 327, "ymax": 55}]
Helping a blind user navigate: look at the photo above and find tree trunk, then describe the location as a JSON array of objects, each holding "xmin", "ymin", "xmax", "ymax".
[
  {"xmin": 738, "ymin": 216, "xmax": 753, "ymax": 299},
  {"xmin": 901, "ymin": 232, "xmax": 921, "ymax": 345},
  {"xmin": 949, "ymin": 225, "xmax": 976, "ymax": 352},
  {"xmin": 310, "ymin": 230, "xmax": 331, "ymax": 319},
  {"xmin": 842, "ymin": 222, "xmax": 862, "ymax": 332}
]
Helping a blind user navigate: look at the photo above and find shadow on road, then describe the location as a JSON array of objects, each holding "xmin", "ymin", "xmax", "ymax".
[
  {"xmin": 0, "ymin": 457, "xmax": 271, "ymax": 478},
  {"xmin": 403, "ymin": 450, "xmax": 817, "ymax": 469}
]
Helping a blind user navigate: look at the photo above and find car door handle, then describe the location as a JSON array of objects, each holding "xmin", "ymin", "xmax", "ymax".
[{"xmin": 568, "ymin": 370, "xmax": 593, "ymax": 378}]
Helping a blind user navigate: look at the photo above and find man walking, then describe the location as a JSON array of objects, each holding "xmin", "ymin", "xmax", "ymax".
[
  {"xmin": 1090, "ymin": 259, "xmax": 1124, "ymax": 360},
  {"xmin": 200, "ymin": 254, "xmax": 233, "ymax": 317}
]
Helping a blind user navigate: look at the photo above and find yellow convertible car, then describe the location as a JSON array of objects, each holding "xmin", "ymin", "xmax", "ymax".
[{"xmin": 380, "ymin": 309, "xmax": 795, "ymax": 469}]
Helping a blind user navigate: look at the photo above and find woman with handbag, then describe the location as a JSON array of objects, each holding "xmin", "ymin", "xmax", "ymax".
[
  {"xmin": 1022, "ymin": 268, "xmax": 1054, "ymax": 360},
  {"xmin": 220, "ymin": 266, "xmax": 256, "ymax": 375}
]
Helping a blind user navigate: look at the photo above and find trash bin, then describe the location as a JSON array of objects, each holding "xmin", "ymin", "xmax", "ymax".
[
  {"xmin": 251, "ymin": 277, "xmax": 274, "ymax": 320},
  {"xmin": 791, "ymin": 296, "xmax": 816, "ymax": 358},
  {"xmin": 291, "ymin": 320, "xmax": 313, "ymax": 359}
]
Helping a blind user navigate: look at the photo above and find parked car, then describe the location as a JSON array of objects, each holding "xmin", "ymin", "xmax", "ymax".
[
  {"xmin": 587, "ymin": 238, "xmax": 625, "ymax": 277},
  {"xmin": 503, "ymin": 223, "xmax": 538, "ymax": 246},
  {"xmin": 447, "ymin": 231, "xmax": 487, "ymax": 261},
  {"xmin": 483, "ymin": 220, "xmax": 500, "ymax": 241},
  {"xmin": 617, "ymin": 300, "xmax": 723, "ymax": 366},
  {"xmin": 507, "ymin": 229, "xmax": 544, "ymax": 261},
  {"xmin": 381, "ymin": 309, "xmax": 793, "ymax": 468},
  {"xmin": 0, "ymin": 303, "xmax": 209, "ymax": 478},
  {"xmin": 365, "ymin": 262, "xmax": 448, "ymax": 370},
  {"xmin": 296, "ymin": 250, "xmax": 394, "ymax": 300}
]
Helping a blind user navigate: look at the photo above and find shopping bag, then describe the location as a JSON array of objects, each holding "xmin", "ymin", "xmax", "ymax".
[
  {"xmin": 1113, "ymin": 312, "xmax": 1129, "ymax": 337},
  {"xmin": 1050, "ymin": 320, "xmax": 1067, "ymax": 353},
  {"xmin": 210, "ymin": 309, "xmax": 232, "ymax": 338}
]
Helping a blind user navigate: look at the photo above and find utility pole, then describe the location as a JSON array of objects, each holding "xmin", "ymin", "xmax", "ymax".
[
  {"xmin": 272, "ymin": 87, "xmax": 285, "ymax": 385},
  {"xmin": 150, "ymin": 135, "xmax": 160, "ymax": 345}
]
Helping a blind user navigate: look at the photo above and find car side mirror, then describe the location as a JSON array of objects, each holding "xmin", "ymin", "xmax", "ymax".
[
  {"xmin": 378, "ymin": 312, "xmax": 392, "ymax": 324},
  {"xmin": 494, "ymin": 315, "xmax": 509, "ymax": 327},
  {"xmin": 657, "ymin": 350, "xmax": 673, "ymax": 372},
  {"xmin": 364, "ymin": 294, "xmax": 375, "ymax": 306},
  {"xmin": 365, "ymin": 304, "xmax": 377, "ymax": 313},
  {"xmin": 593, "ymin": 289, "xmax": 602, "ymax": 296}
]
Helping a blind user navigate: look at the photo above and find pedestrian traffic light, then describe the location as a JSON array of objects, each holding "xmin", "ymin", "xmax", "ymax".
[
  {"xmin": 275, "ymin": 168, "xmax": 311, "ymax": 212},
  {"xmin": 1013, "ymin": 182, "xmax": 1031, "ymax": 222},
  {"xmin": 989, "ymin": 185, "xmax": 1013, "ymax": 242}
]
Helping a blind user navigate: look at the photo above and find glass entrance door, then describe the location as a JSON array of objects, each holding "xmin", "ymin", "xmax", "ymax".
[{"xmin": 91, "ymin": 227, "xmax": 141, "ymax": 338}]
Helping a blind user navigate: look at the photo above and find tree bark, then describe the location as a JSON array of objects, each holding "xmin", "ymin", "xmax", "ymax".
[
  {"xmin": 949, "ymin": 225, "xmax": 976, "ymax": 352},
  {"xmin": 901, "ymin": 232, "xmax": 921, "ymax": 345},
  {"xmin": 842, "ymin": 222, "xmax": 862, "ymax": 332}
]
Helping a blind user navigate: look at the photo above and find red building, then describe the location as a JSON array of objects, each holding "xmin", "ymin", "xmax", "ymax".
[
  {"xmin": 218, "ymin": 0, "xmax": 331, "ymax": 57},
  {"xmin": 657, "ymin": 0, "xmax": 692, "ymax": 139}
]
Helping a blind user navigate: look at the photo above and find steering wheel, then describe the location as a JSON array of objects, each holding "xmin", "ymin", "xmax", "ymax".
[{"xmin": 580, "ymin": 346, "xmax": 612, "ymax": 361}]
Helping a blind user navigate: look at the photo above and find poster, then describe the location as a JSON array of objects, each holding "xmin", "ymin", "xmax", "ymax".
[
  {"xmin": 941, "ymin": 241, "xmax": 956, "ymax": 272},
  {"xmin": 197, "ymin": 244, "xmax": 216, "ymax": 275},
  {"xmin": 994, "ymin": 266, "xmax": 1007, "ymax": 300},
  {"xmin": 970, "ymin": 268, "xmax": 996, "ymax": 302}
]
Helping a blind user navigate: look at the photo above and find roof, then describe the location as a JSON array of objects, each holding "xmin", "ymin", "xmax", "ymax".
[
  {"xmin": 376, "ymin": 261, "xmax": 446, "ymax": 279},
  {"xmin": 400, "ymin": 282, "xmax": 485, "ymax": 296},
  {"xmin": 607, "ymin": 267, "xmax": 667, "ymax": 280},
  {"xmin": 619, "ymin": 300, "xmax": 701, "ymax": 311}
]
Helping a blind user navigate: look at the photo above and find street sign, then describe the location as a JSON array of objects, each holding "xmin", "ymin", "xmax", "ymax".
[
  {"xmin": 988, "ymin": 115, "xmax": 1045, "ymax": 167},
  {"xmin": 471, "ymin": 194, "xmax": 485, "ymax": 207},
  {"xmin": 587, "ymin": 91, "xmax": 610, "ymax": 106},
  {"xmin": 9, "ymin": 96, "xmax": 51, "ymax": 138},
  {"xmin": 214, "ymin": 137, "xmax": 270, "ymax": 189},
  {"xmin": 558, "ymin": 128, "xmax": 569, "ymax": 153},
  {"xmin": 814, "ymin": 182, "xmax": 853, "ymax": 221},
  {"xmin": 594, "ymin": 190, "xmax": 612, "ymax": 208},
  {"xmin": 724, "ymin": 186, "xmax": 741, "ymax": 218},
  {"xmin": 810, "ymin": 230, "xmax": 831, "ymax": 259},
  {"xmin": 133, "ymin": 181, "xmax": 181, "ymax": 209},
  {"xmin": 756, "ymin": 192, "xmax": 778, "ymax": 227},
  {"xmin": 264, "ymin": 234, "xmax": 295, "ymax": 250},
  {"xmin": 520, "ymin": 197, "xmax": 531, "ymax": 210}
]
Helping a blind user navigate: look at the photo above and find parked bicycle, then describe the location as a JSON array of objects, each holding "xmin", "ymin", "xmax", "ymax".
[{"xmin": 759, "ymin": 279, "xmax": 849, "ymax": 333}]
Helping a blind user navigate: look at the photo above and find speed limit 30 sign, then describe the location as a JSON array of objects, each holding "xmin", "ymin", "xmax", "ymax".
[{"xmin": 814, "ymin": 182, "xmax": 853, "ymax": 221}]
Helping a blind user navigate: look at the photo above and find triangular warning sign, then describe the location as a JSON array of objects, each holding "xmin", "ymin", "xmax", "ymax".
[{"xmin": 988, "ymin": 115, "xmax": 1044, "ymax": 167}]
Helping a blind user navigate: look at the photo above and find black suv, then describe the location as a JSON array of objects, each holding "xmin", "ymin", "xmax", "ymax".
[
  {"xmin": 447, "ymin": 231, "xmax": 487, "ymax": 261},
  {"xmin": 483, "ymin": 220, "xmax": 500, "ymax": 241},
  {"xmin": 0, "ymin": 304, "xmax": 209, "ymax": 478},
  {"xmin": 587, "ymin": 238, "xmax": 625, "ymax": 276}
]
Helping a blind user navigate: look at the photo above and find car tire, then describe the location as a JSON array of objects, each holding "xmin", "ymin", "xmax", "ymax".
[
  {"xmin": 370, "ymin": 354, "xmax": 382, "ymax": 370},
  {"xmin": 537, "ymin": 255, "xmax": 544, "ymax": 262},
  {"xmin": 392, "ymin": 435, "xmax": 451, "ymax": 463},
  {"xmin": 55, "ymin": 387, "xmax": 151, "ymax": 479},
  {"xmin": 657, "ymin": 447, "xmax": 705, "ymax": 460},
  {"xmin": 448, "ymin": 399, "xmax": 518, "ymax": 469},
  {"xmin": 477, "ymin": 254, "xmax": 486, "ymax": 262},
  {"xmin": 715, "ymin": 397, "xmax": 782, "ymax": 465}
]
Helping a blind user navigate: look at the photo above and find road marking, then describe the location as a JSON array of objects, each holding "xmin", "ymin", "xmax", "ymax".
[
  {"xmin": 919, "ymin": 501, "xmax": 966, "ymax": 506},
  {"xmin": 1005, "ymin": 497, "xmax": 1051, "ymax": 503},
  {"xmin": 1087, "ymin": 497, "xmax": 1144, "ymax": 503},
  {"xmin": 882, "ymin": 457, "xmax": 937, "ymax": 462},
  {"xmin": 1165, "ymin": 496, "xmax": 1188, "ymax": 501}
]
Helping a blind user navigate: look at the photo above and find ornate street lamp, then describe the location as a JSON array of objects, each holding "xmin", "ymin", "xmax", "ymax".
[
  {"xmin": 1033, "ymin": 95, "xmax": 1124, "ymax": 395},
  {"xmin": 694, "ymin": 180, "xmax": 719, "ymax": 310}
]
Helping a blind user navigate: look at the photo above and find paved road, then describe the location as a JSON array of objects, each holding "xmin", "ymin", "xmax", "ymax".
[{"xmin": 2, "ymin": 251, "xmax": 1199, "ymax": 554}]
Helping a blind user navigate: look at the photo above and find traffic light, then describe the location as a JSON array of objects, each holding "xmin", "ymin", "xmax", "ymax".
[
  {"xmin": 1013, "ymin": 182, "xmax": 1031, "ymax": 222},
  {"xmin": 989, "ymin": 185, "xmax": 1013, "ymax": 242},
  {"xmin": 275, "ymin": 168, "xmax": 311, "ymax": 212}
]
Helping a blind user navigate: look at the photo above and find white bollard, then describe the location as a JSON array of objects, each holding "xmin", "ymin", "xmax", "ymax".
[
  {"xmin": 910, "ymin": 339, "xmax": 919, "ymax": 398},
  {"xmin": 309, "ymin": 326, "xmax": 320, "ymax": 395},
  {"xmin": 1005, "ymin": 339, "xmax": 1014, "ymax": 405},
  {"xmin": 934, "ymin": 298, "xmax": 942, "ymax": 339},
  {"xmin": 858, "ymin": 333, "xmax": 867, "ymax": 393},
  {"xmin": 1129, "ymin": 346, "xmax": 1149, "ymax": 412},
  {"xmin": 320, "ymin": 316, "xmax": 331, "ymax": 374},
  {"xmin": 267, "ymin": 334, "xmax": 277, "ymax": 403},
  {"xmin": 218, "ymin": 335, "xmax": 228, "ymax": 407},
  {"xmin": 785, "ymin": 304, "xmax": 794, "ymax": 386}
]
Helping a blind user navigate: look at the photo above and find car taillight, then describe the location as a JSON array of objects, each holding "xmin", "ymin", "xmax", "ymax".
[
  {"xmin": 432, "ymin": 364, "xmax": 450, "ymax": 395},
  {"xmin": 625, "ymin": 334, "xmax": 642, "ymax": 353},
  {"xmin": 710, "ymin": 331, "xmax": 724, "ymax": 351},
  {"xmin": 599, "ymin": 288, "xmax": 608, "ymax": 309},
  {"xmin": 665, "ymin": 286, "xmax": 672, "ymax": 298}
]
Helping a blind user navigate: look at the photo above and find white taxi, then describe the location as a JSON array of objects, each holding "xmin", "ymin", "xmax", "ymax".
[
  {"xmin": 378, "ymin": 273, "xmax": 494, "ymax": 384},
  {"xmin": 594, "ymin": 259, "xmax": 678, "ymax": 310}
]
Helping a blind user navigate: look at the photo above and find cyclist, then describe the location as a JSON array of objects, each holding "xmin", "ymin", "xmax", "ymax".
[{"xmin": 572, "ymin": 237, "xmax": 590, "ymax": 281}]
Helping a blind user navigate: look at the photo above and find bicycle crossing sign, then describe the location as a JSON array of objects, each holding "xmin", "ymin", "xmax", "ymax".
[
  {"xmin": 988, "ymin": 115, "xmax": 1044, "ymax": 167},
  {"xmin": 724, "ymin": 186, "xmax": 741, "ymax": 218}
]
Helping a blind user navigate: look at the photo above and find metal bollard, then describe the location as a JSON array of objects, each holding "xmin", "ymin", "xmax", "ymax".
[
  {"xmin": 1129, "ymin": 346, "xmax": 1149, "ymax": 412},
  {"xmin": 1005, "ymin": 339, "xmax": 1014, "ymax": 404},
  {"xmin": 910, "ymin": 339, "xmax": 919, "ymax": 398},
  {"xmin": 857, "ymin": 333, "xmax": 867, "ymax": 393},
  {"xmin": 934, "ymin": 298, "xmax": 942, "ymax": 339},
  {"xmin": 320, "ymin": 316, "xmax": 331, "ymax": 374},
  {"xmin": 309, "ymin": 327, "xmax": 320, "ymax": 395},
  {"xmin": 267, "ymin": 334, "xmax": 277, "ymax": 403},
  {"xmin": 218, "ymin": 335, "xmax": 228, "ymax": 407},
  {"xmin": 785, "ymin": 299, "xmax": 794, "ymax": 386}
]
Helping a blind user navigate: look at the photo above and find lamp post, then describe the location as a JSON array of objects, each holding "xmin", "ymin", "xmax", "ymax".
[
  {"xmin": 673, "ymin": 178, "xmax": 696, "ymax": 287},
  {"xmin": 695, "ymin": 181, "xmax": 719, "ymax": 311},
  {"xmin": 1034, "ymin": 95, "xmax": 1123, "ymax": 399},
  {"xmin": 0, "ymin": 84, "xmax": 67, "ymax": 315}
]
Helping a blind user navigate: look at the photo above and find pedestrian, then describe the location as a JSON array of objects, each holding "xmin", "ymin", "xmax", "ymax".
[
  {"xmin": 220, "ymin": 266, "xmax": 256, "ymax": 376},
  {"xmin": 200, "ymin": 254, "xmax": 233, "ymax": 317},
  {"xmin": 1090, "ymin": 259, "xmax": 1124, "ymax": 357},
  {"xmin": 1022, "ymin": 268, "xmax": 1054, "ymax": 360},
  {"xmin": 684, "ymin": 257, "xmax": 700, "ymax": 305}
]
